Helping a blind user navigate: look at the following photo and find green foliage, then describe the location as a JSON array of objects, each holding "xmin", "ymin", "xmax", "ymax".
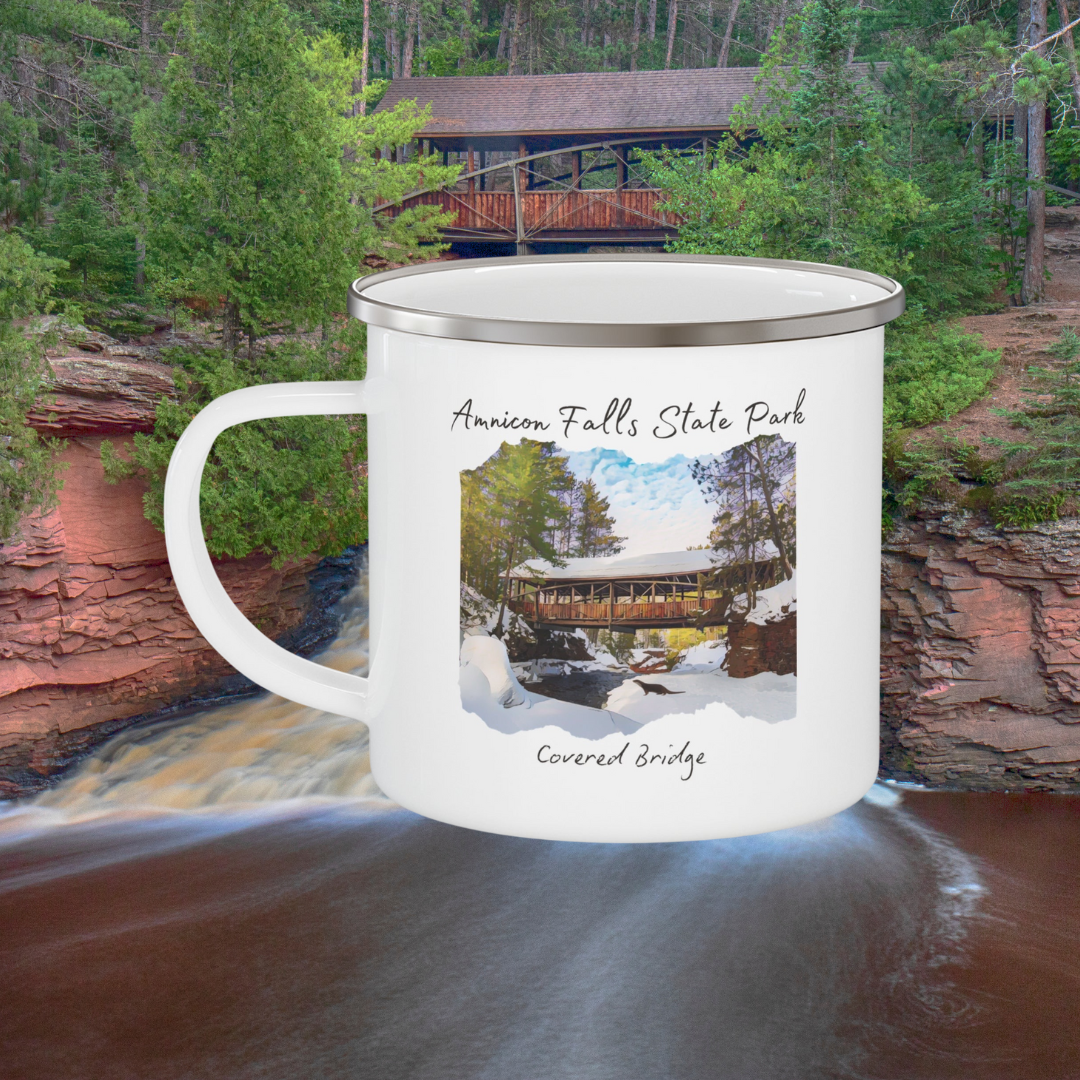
[
  {"xmin": 421, "ymin": 37, "xmax": 507, "ymax": 76},
  {"xmin": 596, "ymin": 629, "xmax": 635, "ymax": 664},
  {"xmin": 134, "ymin": 0, "xmax": 458, "ymax": 347},
  {"xmin": 885, "ymin": 327, "xmax": 1080, "ymax": 528},
  {"xmin": 461, "ymin": 440, "xmax": 572, "ymax": 607},
  {"xmin": 642, "ymin": 0, "xmax": 927, "ymax": 285},
  {"xmin": 883, "ymin": 318, "xmax": 1000, "ymax": 429},
  {"xmin": 0, "ymin": 106, "xmax": 51, "ymax": 229},
  {"xmin": 100, "ymin": 325, "xmax": 369, "ymax": 564},
  {"xmin": 461, "ymin": 439, "xmax": 625, "ymax": 611},
  {"xmin": 31, "ymin": 133, "xmax": 138, "ymax": 298},
  {"xmin": 641, "ymin": 4, "xmax": 1045, "ymax": 318},
  {"xmin": 0, "ymin": 233, "xmax": 68, "ymax": 541}
]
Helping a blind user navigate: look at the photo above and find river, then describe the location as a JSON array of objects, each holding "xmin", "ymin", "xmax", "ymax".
[{"xmin": 0, "ymin": 560, "xmax": 1077, "ymax": 1079}]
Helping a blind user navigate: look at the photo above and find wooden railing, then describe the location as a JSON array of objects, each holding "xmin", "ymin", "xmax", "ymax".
[
  {"xmin": 509, "ymin": 596, "xmax": 724, "ymax": 628},
  {"xmin": 391, "ymin": 188, "xmax": 678, "ymax": 237}
]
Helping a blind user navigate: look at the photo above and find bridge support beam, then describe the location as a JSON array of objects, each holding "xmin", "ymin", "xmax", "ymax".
[{"xmin": 512, "ymin": 162, "xmax": 529, "ymax": 255}]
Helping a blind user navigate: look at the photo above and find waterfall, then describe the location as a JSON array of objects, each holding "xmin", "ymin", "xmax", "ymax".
[{"xmin": 9, "ymin": 553, "xmax": 387, "ymax": 824}]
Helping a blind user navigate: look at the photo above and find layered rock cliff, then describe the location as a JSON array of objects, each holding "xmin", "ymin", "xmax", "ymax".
[
  {"xmin": 0, "ymin": 331, "xmax": 352, "ymax": 798},
  {"xmin": 881, "ymin": 511, "xmax": 1080, "ymax": 791}
]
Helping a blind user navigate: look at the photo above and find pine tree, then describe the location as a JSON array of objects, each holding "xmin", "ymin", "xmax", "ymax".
[
  {"xmin": 33, "ymin": 132, "xmax": 136, "ymax": 297},
  {"xmin": 134, "ymin": 0, "xmax": 456, "ymax": 351},
  {"xmin": 573, "ymin": 477, "xmax": 624, "ymax": 556},
  {"xmin": 460, "ymin": 439, "xmax": 576, "ymax": 629},
  {"xmin": 0, "ymin": 234, "xmax": 67, "ymax": 541},
  {"xmin": 691, "ymin": 435, "xmax": 796, "ymax": 602}
]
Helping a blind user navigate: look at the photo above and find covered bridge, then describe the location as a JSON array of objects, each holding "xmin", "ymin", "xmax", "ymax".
[
  {"xmin": 373, "ymin": 66, "xmax": 875, "ymax": 249},
  {"xmin": 506, "ymin": 547, "xmax": 780, "ymax": 631}
]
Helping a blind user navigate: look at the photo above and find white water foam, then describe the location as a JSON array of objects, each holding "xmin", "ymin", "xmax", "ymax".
[{"xmin": 0, "ymin": 562, "xmax": 393, "ymax": 836}]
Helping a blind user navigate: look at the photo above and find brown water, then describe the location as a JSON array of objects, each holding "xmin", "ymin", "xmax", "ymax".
[{"xmin": 0, "ymin": 575, "xmax": 1078, "ymax": 1080}]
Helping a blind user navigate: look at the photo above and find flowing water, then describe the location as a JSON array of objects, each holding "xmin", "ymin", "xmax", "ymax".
[
  {"xmin": 0, "ymin": 557, "xmax": 1078, "ymax": 1080},
  {"xmin": 529, "ymin": 669, "xmax": 630, "ymax": 708}
]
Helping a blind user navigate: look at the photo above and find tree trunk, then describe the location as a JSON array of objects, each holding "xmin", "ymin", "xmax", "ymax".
[
  {"xmin": 461, "ymin": 0, "xmax": 474, "ymax": 63},
  {"xmin": 648, "ymin": 0, "xmax": 657, "ymax": 40},
  {"xmin": 1017, "ymin": 0, "xmax": 1030, "ymax": 215},
  {"xmin": 223, "ymin": 299, "xmax": 242, "ymax": 353},
  {"xmin": 496, "ymin": 1, "xmax": 512, "ymax": 59},
  {"xmin": 357, "ymin": 0, "xmax": 370, "ymax": 115},
  {"xmin": 140, "ymin": 0, "xmax": 151, "ymax": 53},
  {"xmin": 494, "ymin": 537, "xmax": 518, "ymax": 640},
  {"xmin": 390, "ymin": 2, "xmax": 401, "ymax": 78},
  {"xmin": 582, "ymin": 0, "xmax": 591, "ymax": 48},
  {"xmin": 665, "ymin": 0, "xmax": 678, "ymax": 68},
  {"xmin": 846, "ymin": 0, "xmax": 863, "ymax": 62},
  {"xmin": 1057, "ymin": 0, "xmax": 1080, "ymax": 118},
  {"xmin": 717, "ymin": 0, "xmax": 740, "ymax": 67},
  {"xmin": 749, "ymin": 437, "xmax": 793, "ymax": 580},
  {"xmin": 402, "ymin": 0, "xmax": 417, "ymax": 78},
  {"xmin": 509, "ymin": 0, "xmax": 525, "ymax": 74},
  {"xmin": 1022, "ymin": 0, "xmax": 1048, "ymax": 306},
  {"xmin": 631, "ymin": 0, "xmax": 642, "ymax": 69}
]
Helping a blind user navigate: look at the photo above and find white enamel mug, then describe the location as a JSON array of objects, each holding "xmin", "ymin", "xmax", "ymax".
[{"xmin": 163, "ymin": 254, "xmax": 903, "ymax": 842}]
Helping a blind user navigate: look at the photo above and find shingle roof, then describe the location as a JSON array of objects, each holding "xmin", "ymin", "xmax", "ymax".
[
  {"xmin": 374, "ymin": 68, "xmax": 792, "ymax": 137},
  {"xmin": 510, "ymin": 546, "xmax": 778, "ymax": 582}
]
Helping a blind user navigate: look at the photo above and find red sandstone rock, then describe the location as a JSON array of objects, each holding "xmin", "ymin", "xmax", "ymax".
[
  {"xmin": 26, "ymin": 352, "xmax": 177, "ymax": 437},
  {"xmin": 724, "ymin": 613, "xmax": 797, "ymax": 678},
  {"xmin": 881, "ymin": 510, "xmax": 1080, "ymax": 792},
  {"xmin": 0, "ymin": 438, "xmax": 320, "ymax": 797}
]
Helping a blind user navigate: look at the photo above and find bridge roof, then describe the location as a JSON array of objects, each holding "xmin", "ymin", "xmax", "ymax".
[
  {"xmin": 512, "ymin": 546, "xmax": 776, "ymax": 582},
  {"xmin": 376, "ymin": 68, "xmax": 783, "ymax": 140}
]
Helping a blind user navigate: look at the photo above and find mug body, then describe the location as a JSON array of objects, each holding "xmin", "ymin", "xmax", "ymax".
[{"xmin": 357, "ymin": 256, "xmax": 894, "ymax": 841}]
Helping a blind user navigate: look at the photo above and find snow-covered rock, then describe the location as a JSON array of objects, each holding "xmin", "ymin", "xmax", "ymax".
[
  {"xmin": 673, "ymin": 639, "xmax": 727, "ymax": 673},
  {"xmin": 459, "ymin": 634, "xmax": 642, "ymax": 739},
  {"xmin": 460, "ymin": 634, "xmax": 530, "ymax": 708},
  {"xmin": 460, "ymin": 582, "xmax": 535, "ymax": 643},
  {"xmin": 737, "ymin": 571, "xmax": 796, "ymax": 625},
  {"xmin": 725, "ymin": 572, "xmax": 797, "ymax": 678}
]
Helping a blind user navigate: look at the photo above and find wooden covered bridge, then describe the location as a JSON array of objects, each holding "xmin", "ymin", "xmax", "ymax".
[
  {"xmin": 507, "ymin": 549, "xmax": 779, "ymax": 632},
  {"xmin": 374, "ymin": 66, "xmax": 877, "ymax": 251}
]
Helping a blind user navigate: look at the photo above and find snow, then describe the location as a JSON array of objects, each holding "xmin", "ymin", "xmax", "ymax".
[
  {"xmin": 604, "ymin": 669, "xmax": 797, "ymax": 725},
  {"xmin": 460, "ymin": 581, "xmax": 535, "ymax": 640},
  {"xmin": 511, "ymin": 546, "xmax": 777, "ymax": 582},
  {"xmin": 460, "ymin": 635, "xmax": 642, "ymax": 740},
  {"xmin": 738, "ymin": 571, "xmax": 797, "ymax": 625},
  {"xmin": 673, "ymin": 639, "xmax": 727, "ymax": 673},
  {"xmin": 590, "ymin": 646, "xmax": 622, "ymax": 668},
  {"xmin": 460, "ymin": 633, "xmax": 796, "ymax": 739},
  {"xmin": 460, "ymin": 635, "xmax": 530, "ymax": 709}
]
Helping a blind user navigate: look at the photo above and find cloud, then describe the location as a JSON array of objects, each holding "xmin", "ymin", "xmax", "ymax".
[{"xmin": 564, "ymin": 448, "xmax": 718, "ymax": 557}]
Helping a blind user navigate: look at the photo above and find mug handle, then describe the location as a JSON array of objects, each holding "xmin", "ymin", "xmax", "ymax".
[{"xmin": 163, "ymin": 381, "xmax": 370, "ymax": 721}]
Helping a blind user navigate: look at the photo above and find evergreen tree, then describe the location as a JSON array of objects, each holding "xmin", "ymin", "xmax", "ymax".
[
  {"xmin": 691, "ymin": 435, "xmax": 796, "ymax": 604},
  {"xmin": 101, "ymin": 329, "xmax": 370, "ymax": 563},
  {"xmin": 0, "ymin": 234, "xmax": 67, "ymax": 541},
  {"xmin": 642, "ymin": 0, "xmax": 926, "ymax": 284},
  {"xmin": 460, "ymin": 439, "xmax": 575, "ymax": 632},
  {"xmin": 572, "ymin": 477, "xmax": 624, "ymax": 557},
  {"xmin": 33, "ymin": 132, "xmax": 137, "ymax": 297},
  {"xmin": 133, "ymin": 0, "xmax": 456, "ymax": 351}
]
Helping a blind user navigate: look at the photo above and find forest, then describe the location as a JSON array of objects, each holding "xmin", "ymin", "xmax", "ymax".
[{"xmin": 5, "ymin": 0, "xmax": 1080, "ymax": 554}]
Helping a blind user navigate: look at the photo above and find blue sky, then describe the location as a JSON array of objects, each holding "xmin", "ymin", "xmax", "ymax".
[{"xmin": 563, "ymin": 448, "xmax": 718, "ymax": 558}]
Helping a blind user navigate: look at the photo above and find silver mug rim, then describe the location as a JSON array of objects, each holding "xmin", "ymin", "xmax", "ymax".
[{"xmin": 347, "ymin": 253, "xmax": 905, "ymax": 348}]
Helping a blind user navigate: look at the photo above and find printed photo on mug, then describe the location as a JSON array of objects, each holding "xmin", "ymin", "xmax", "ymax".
[{"xmin": 458, "ymin": 435, "xmax": 797, "ymax": 740}]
